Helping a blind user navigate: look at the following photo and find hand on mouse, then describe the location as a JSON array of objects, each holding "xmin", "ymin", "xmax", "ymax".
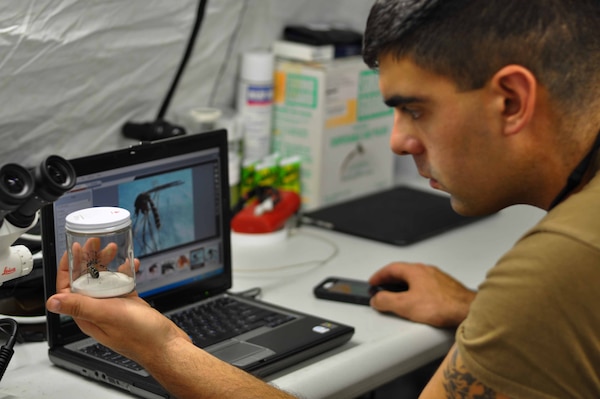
[
  {"xmin": 368, "ymin": 262, "xmax": 476, "ymax": 328},
  {"xmin": 368, "ymin": 282, "xmax": 409, "ymax": 296}
]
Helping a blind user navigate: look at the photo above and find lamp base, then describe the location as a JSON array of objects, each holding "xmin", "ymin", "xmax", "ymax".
[{"xmin": 122, "ymin": 120, "xmax": 186, "ymax": 141}]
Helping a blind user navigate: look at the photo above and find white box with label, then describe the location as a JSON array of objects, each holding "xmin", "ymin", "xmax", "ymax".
[{"xmin": 273, "ymin": 56, "xmax": 395, "ymax": 210}]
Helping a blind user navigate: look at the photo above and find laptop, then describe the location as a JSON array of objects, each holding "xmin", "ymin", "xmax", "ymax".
[
  {"xmin": 301, "ymin": 185, "xmax": 490, "ymax": 246},
  {"xmin": 42, "ymin": 129, "xmax": 354, "ymax": 398}
]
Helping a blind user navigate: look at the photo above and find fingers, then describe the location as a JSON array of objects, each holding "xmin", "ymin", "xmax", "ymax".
[
  {"xmin": 368, "ymin": 262, "xmax": 416, "ymax": 316},
  {"xmin": 82, "ymin": 236, "xmax": 101, "ymax": 255},
  {"xmin": 57, "ymin": 249, "xmax": 73, "ymax": 292},
  {"xmin": 369, "ymin": 263, "xmax": 414, "ymax": 315},
  {"xmin": 58, "ymin": 240, "xmax": 139, "ymax": 292},
  {"xmin": 99, "ymin": 243, "xmax": 117, "ymax": 266},
  {"xmin": 369, "ymin": 262, "xmax": 475, "ymax": 327},
  {"xmin": 370, "ymin": 290, "xmax": 410, "ymax": 314},
  {"xmin": 47, "ymin": 290, "xmax": 190, "ymax": 363},
  {"xmin": 46, "ymin": 292, "xmax": 133, "ymax": 347},
  {"xmin": 118, "ymin": 258, "xmax": 140, "ymax": 274},
  {"xmin": 48, "ymin": 288, "xmax": 144, "ymax": 317},
  {"xmin": 368, "ymin": 261, "xmax": 418, "ymax": 286},
  {"xmin": 81, "ymin": 238, "xmax": 118, "ymax": 266}
]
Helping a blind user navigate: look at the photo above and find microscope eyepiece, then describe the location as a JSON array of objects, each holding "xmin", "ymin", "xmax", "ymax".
[
  {"xmin": 0, "ymin": 164, "xmax": 35, "ymax": 223},
  {"xmin": 6, "ymin": 177, "xmax": 24, "ymax": 194},
  {"xmin": 0, "ymin": 164, "xmax": 34, "ymax": 199},
  {"xmin": 4, "ymin": 173, "xmax": 26, "ymax": 195},
  {"xmin": 35, "ymin": 155, "xmax": 76, "ymax": 197},
  {"xmin": 47, "ymin": 162, "xmax": 69, "ymax": 185},
  {"xmin": 4, "ymin": 155, "xmax": 76, "ymax": 228}
]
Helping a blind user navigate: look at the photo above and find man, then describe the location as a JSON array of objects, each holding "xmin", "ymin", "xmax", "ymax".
[
  {"xmin": 47, "ymin": 0, "xmax": 600, "ymax": 398},
  {"xmin": 364, "ymin": 0, "xmax": 600, "ymax": 397}
]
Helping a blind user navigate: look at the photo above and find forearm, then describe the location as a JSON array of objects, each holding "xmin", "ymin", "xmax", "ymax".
[
  {"xmin": 448, "ymin": 287, "xmax": 476, "ymax": 327},
  {"xmin": 143, "ymin": 336, "xmax": 297, "ymax": 399}
]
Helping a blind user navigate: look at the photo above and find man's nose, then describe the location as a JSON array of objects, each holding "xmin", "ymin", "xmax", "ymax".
[{"xmin": 389, "ymin": 113, "xmax": 424, "ymax": 156}]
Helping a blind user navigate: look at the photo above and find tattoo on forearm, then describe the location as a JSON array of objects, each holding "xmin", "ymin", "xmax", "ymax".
[{"xmin": 442, "ymin": 349, "xmax": 499, "ymax": 399}]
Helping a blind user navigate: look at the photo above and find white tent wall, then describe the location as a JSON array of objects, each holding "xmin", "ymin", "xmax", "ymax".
[{"xmin": 0, "ymin": 0, "xmax": 372, "ymax": 166}]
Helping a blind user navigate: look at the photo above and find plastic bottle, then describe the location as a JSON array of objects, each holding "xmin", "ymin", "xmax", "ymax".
[
  {"xmin": 188, "ymin": 107, "xmax": 222, "ymax": 133},
  {"xmin": 216, "ymin": 110, "xmax": 243, "ymax": 208},
  {"xmin": 237, "ymin": 51, "xmax": 274, "ymax": 162}
]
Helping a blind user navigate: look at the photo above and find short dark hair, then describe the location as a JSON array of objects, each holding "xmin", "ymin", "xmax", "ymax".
[{"xmin": 363, "ymin": 0, "xmax": 600, "ymax": 115}]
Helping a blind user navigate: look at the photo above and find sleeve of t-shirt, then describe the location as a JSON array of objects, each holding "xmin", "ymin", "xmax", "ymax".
[{"xmin": 456, "ymin": 230, "xmax": 600, "ymax": 399}]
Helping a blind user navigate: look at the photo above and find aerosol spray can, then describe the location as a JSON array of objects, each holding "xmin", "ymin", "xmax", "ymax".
[{"xmin": 237, "ymin": 51, "xmax": 274, "ymax": 162}]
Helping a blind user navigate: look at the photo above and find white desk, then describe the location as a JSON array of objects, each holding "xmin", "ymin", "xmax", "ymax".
[{"xmin": 0, "ymin": 201, "xmax": 544, "ymax": 399}]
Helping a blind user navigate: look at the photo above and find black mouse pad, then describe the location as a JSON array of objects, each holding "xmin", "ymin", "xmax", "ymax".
[{"xmin": 300, "ymin": 186, "xmax": 491, "ymax": 246}]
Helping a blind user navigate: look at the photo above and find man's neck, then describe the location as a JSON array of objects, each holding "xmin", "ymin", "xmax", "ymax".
[{"xmin": 548, "ymin": 132, "xmax": 600, "ymax": 209}]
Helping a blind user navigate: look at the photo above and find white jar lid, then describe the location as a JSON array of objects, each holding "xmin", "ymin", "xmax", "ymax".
[
  {"xmin": 189, "ymin": 107, "xmax": 222, "ymax": 124},
  {"xmin": 65, "ymin": 207, "xmax": 131, "ymax": 234}
]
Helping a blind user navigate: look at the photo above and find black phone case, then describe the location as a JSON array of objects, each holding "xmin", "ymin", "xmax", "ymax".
[{"xmin": 313, "ymin": 277, "xmax": 372, "ymax": 306}]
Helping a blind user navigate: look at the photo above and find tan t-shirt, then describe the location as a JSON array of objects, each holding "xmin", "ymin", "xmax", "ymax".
[{"xmin": 456, "ymin": 169, "xmax": 600, "ymax": 398}]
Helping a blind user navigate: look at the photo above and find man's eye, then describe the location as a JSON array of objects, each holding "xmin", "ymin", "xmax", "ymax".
[{"xmin": 401, "ymin": 106, "xmax": 421, "ymax": 120}]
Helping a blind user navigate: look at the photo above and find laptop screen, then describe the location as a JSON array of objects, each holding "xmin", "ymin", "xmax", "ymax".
[{"xmin": 43, "ymin": 130, "xmax": 231, "ymax": 307}]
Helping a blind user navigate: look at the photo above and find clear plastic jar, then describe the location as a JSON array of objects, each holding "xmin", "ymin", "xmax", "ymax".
[{"xmin": 65, "ymin": 207, "xmax": 135, "ymax": 298}]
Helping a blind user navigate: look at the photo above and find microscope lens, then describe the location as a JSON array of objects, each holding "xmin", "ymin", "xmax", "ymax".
[
  {"xmin": 46, "ymin": 163, "xmax": 68, "ymax": 185},
  {"xmin": 38, "ymin": 155, "xmax": 75, "ymax": 192},
  {"xmin": 5, "ymin": 175, "xmax": 24, "ymax": 194},
  {"xmin": 0, "ymin": 164, "xmax": 32, "ymax": 198}
]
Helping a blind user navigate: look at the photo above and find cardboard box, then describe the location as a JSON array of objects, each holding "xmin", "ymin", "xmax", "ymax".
[
  {"xmin": 272, "ymin": 40, "xmax": 334, "ymax": 62},
  {"xmin": 273, "ymin": 56, "xmax": 395, "ymax": 210}
]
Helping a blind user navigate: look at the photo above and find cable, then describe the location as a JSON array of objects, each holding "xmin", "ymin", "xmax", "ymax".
[
  {"xmin": 156, "ymin": 0, "xmax": 208, "ymax": 121},
  {"xmin": 122, "ymin": 0, "xmax": 209, "ymax": 141},
  {"xmin": 0, "ymin": 318, "xmax": 18, "ymax": 382},
  {"xmin": 233, "ymin": 229, "xmax": 340, "ymax": 273},
  {"xmin": 18, "ymin": 233, "xmax": 41, "ymax": 242},
  {"xmin": 0, "ymin": 314, "xmax": 45, "ymax": 325},
  {"xmin": 233, "ymin": 286, "xmax": 262, "ymax": 299},
  {"xmin": 208, "ymin": 0, "xmax": 249, "ymax": 107}
]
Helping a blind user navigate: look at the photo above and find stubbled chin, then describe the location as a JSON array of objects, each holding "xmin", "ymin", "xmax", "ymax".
[{"xmin": 449, "ymin": 195, "xmax": 496, "ymax": 217}]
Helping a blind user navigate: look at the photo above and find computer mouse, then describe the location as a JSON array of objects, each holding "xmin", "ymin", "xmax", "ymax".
[{"xmin": 368, "ymin": 282, "xmax": 409, "ymax": 296}]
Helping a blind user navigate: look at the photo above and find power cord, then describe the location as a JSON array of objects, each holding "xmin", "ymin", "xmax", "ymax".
[
  {"xmin": 234, "ymin": 287, "xmax": 262, "ymax": 299},
  {"xmin": 208, "ymin": 0, "xmax": 249, "ymax": 107},
  {"xmin": 122, "ymin": 0, "xmax": 209, "ymax": 141},
  {"xmin": 0, "ymin": 318, "xmax": 18, "ymax": 382},
  {"xmin": 233, "ymin": 229, "xmax": 340, "ymax": 273}
]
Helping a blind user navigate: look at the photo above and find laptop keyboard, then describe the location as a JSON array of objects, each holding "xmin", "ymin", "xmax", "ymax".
[
  {"xmin": 169, "ymin": 296, "xmax": 296, "ymax": 348},
  {"xmin": 81, "ymin": 343, "xmax": 144, "ymax": 371},
  {"xmin": 80, "ymin": 296, "xmax": 296, "ymax": 371}
]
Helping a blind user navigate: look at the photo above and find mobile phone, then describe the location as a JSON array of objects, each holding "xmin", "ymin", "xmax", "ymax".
[
  {"xmin": 313, "ymin": 277, "xmax": 374, "ymax": 305},
  {"xmin": 313, "ymin": 276, "xmax": 408, "ymax": 306}
]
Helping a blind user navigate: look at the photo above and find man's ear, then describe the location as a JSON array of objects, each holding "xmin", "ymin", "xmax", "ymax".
[{"xmin": 490, "ymin": 65, "xmax": 537, "ymax": 136}]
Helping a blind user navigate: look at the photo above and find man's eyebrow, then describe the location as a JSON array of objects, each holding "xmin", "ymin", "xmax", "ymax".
[{"xmin": 384, "ymin": 95, "xmax": 425, "ymax": 108}]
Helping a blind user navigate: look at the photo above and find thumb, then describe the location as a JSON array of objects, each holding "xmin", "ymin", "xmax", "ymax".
[
  {"xmin": 46, "ymin": 293, "xmax": 115, "ymax": 345},
  {"xmin": 46, "ymin": 293, "xmax": 98, "ymax": 320},
  {"xmin": 370, "ymin": 290, "xmax": 407, "ymax": 313}
]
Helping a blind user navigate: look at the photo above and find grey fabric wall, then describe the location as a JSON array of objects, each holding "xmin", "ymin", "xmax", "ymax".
[{"xmin": 0, "ymin": 0, "xmax": 372, "ymax": 166}]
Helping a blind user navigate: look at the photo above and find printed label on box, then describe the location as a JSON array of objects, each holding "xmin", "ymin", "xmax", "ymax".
[{"xmin": 273, "ymin": 58, "xmax": 394, "ymax": 210}]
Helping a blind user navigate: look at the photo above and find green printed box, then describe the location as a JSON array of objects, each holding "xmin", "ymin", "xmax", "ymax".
[{"xmin": 273, "ymin": 56, "xmax": 394, "ymax": 210}]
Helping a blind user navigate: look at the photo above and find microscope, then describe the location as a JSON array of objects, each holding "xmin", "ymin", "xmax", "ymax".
[
  {"xmin": 0, "ymin": 155, "xmax": 75, "ymax": 286},
  {"xmin": 0, "ymin": 154, "xmax": 75, "ymax": 380}
]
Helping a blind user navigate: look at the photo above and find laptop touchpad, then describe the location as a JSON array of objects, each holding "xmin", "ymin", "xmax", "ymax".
[{"xmin": 208, "ymin": 341, "xmax": 276, "ymax": 367}]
